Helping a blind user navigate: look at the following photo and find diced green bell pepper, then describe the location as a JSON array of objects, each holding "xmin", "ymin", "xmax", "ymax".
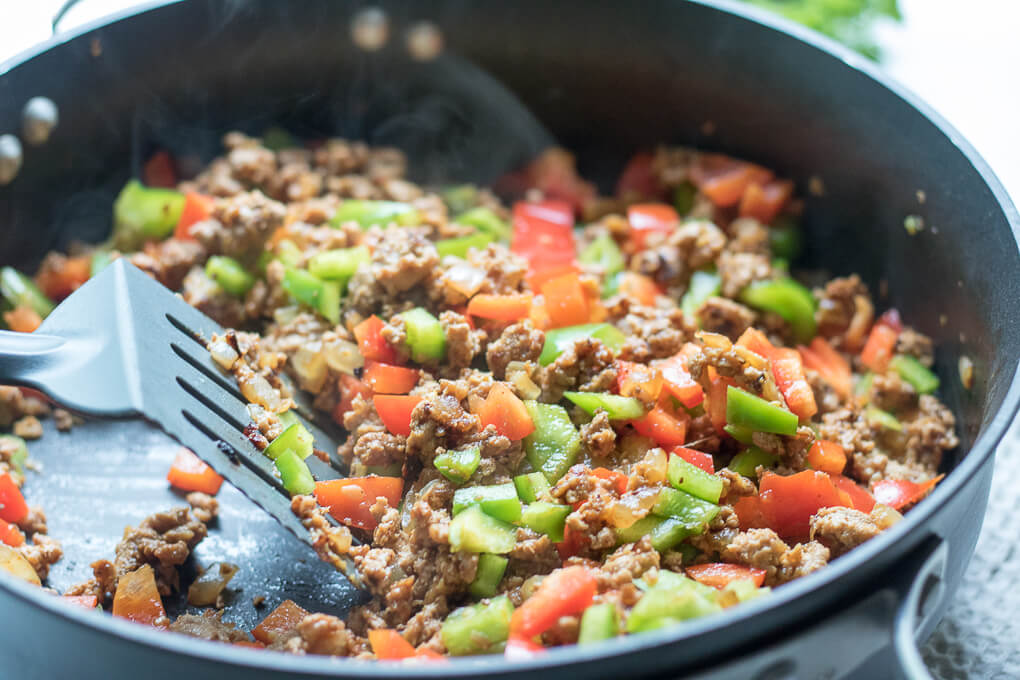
[
  {"xmin": 307, "ymin": 246, "xmax": 369, "ymax": 283},
  {"xmin": 723, "ymin": 423, "xmax": 754, "ymax": 445},
  {"xmin": 667, "ymin": 456, "xmax": 724, "ymax": 503},
  {"xmin": 469, "ymin": 554, "xmax": 509, "ymax": 599},
  {"xmin": 454, "ymin": 206, "xmax": 510, "ymax": 240},
  {"xmin": 889, "ymin": 354, "xmax": 939, "ymax": 394},
  {"xmin": 578, "ymin": 602, "xmax": 619, "ymax": 644},
  {"xmin": 768, "ymin": 217, "xmax": 803, "ymax": 261},
  {"xmin": 112, "ymin": 180, "xmax": 186, "ymax": 249},
  {"xmin": 441, "ymin": 595, "xmax": 514, "ymax": 656},
  {"xmin": 90, "ymin": 251, "xmax": 114, "ymax": 277},
  {"xmin": 523, "ymin": 401, "xmax": 581, "ymax": 483},
  {"xmin": 274, "ymin": 448, "xmax": 316, "ymax": 496},
  {"xmin": 681, "ymin": 270, "xmax": 722, "ymax": 319},
  {"xmin": 563, "ymin": 391, "xmax": 645, "ymax": 420},
  {"xmin": 434, "ymin": 446, "xmax": 481, "ymax": 485},
  {"xmin": 722, "ymin": 578, "xmax": 769, "ymax": 604},
  {"xmin": 331, "ymin": 200, "xmax": 420, "ymax": 229},
  {"xmin": 264, "ymin": 422, "xmax": 314, "ymax": 461},
  {"xmin": 513, "ymin": 471, "xmax": 552, "ymax": 503},
  {"xmin": 0, "ymin": 267, "xmax": 54, "ymax": 318},
  {"xmin": 626, "ymin": 578, "xmax": 721, "ymax": 633},
  {"xmin": 0, "ymin": 435, "xmax": 28, "ymax": 475},
  {"xmin": 436, "ymin": 232, "xmax": 495, "ymax": 258},
  {"xmin": 601, "ymin": 271, "xmax": 623, "ymax": 298},
  {"xmin": 397, "ymin": 307, "xmax": 446, "ymax": 363},
  {"xmin": 442, "ymin": 185, "xmax": 479, "ymax": 215},
  {"xmin": 452, "ymin": 482, "xmax": 522, "ymax": 523},
  {"xmin": 282, "ymin": 267, "xmax": 325, "ymax": 308},
  {"xmin": 519, "ymin": 502, "xmax": 571, "ymax": 542},
  {"xmin": 739, "ymin": 277, "xmax": 817, "ymax": 343},
  {"xmin": 579, "ymin": 234, "xmax": 625, "ymax": 276},
  {"xmin": 728, "ymin": 446, "xmax": 779, "ymax": 478},
  {"xmin": 653, "ymin": 487, "xmax": 720, "ymax": 529},
  {"xmin": 205, "ymin": 255, "xmax": 255, "ymax": 297},
  {"xmin": 615, "ymin": 515, "xmax": 693, "ymax": 552},
  {"xmin": 855, "ymin": 372, "xmax": 875, "ymax": 403},
  {"xmin": 866, "ymin": 405, "xmax": 903, "ymax": 431},
  {"xmin": 318, "ymin": 280, "xmax": 341, "ymax": 324},
  {"xmin": 277, "ymin": 410, "xmax": 299, "ymax": 429},
  {"xmin": 673, "ymin": 182, "xmax": 697, "ymax": 216},
  {"xmin": 275, "ymin": 239, "xmax": 303, "ymax": 268},
  {"xmin": 449, "ymin": 505, "xmax": 517, "ymax": 555},
  {"xmin": 725, "ymin": 386, "xmax": 799, "ymax": 436},
  {"xmin": 539, "ymin": 323, "xmax": 626, "ymax": 366}
]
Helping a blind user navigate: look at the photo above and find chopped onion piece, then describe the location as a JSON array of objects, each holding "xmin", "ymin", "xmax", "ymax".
[
  {"xmin": 696, "ymin": 330, "xmax": 732, "ymax": 350},
  {"xmin": 240, "ymin": 371, "xmax": 282, "ymax": 411},
  {"xmin": 506, "ymin": 361, "xmax": 541, "ymax": 400},
  {"xmin": 958, "ymin": 355, "xmax": 974, "ymax": 390},
  {"xmin": 273, "ymin": 305, "xmax": 301, "ymax": 326},
  {"xmin": 609, "ymin": 486, "xmax": 659, "ymax": 529},
  {"xmin": 208, "ymin": 337, "xmax": 239, "ymax": 370},
  {"xmin": 291, "ymin": 341, "xmax": 328, "ymax": 392},
  {"xmin": 187, "ymin": 562, "xmax": 239, "ymax": 607},
  {"xmin": 444, "ymin": 263, "xmax": 487, "ymax": 298},
  {"xmin": 323, "ymin": 337, "xmax": 364, "ymax": 374},
  {"xmin": 870, "ymin": 503, "xmax": 903, "ymax": 530},
  {"xmin": 733, "ymin": 345, "xmax": 767, "ymax": 371}
]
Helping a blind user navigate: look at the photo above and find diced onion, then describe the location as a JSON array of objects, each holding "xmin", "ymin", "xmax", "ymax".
[
  {"xmin": 870, "ymin": 503, "xmax": 903, "ymax": 530},
  {"xmin": 844, "ymin": 294, "xmax": 874, "ymax": 352},
  {"xmin": 273, "ymin": 305, "xmax": 301, "ymax": 326},
  {"xmin": 208, "ymin": 337, "xmax": 239, "ymax": 370},
  {"xmin": 291, "ymin": 341, "xmax": 329, "ymax": 393},
  {"xmin": 506, "ymin": 361, "xmax": 541, "ymax": 400},
  {"xmin": 958, "ymin": 355, "xmax": 974, "ymax": 390},
  {"xmin": 444, "ymin": 263, "xmax": 487, "ymax": 298},
  {"xmin": 187, "ymin": 562, "xmax": 239, "ymax": 607},
  {"xmin": 733, "ymin": 345, "xmax": 768, "ymax": 371},
  {"xmin": 240, "ymin": 371, "xmax": 283, "ymax": 411},
  {"xmin": 608, "ymin": 487, "xmax": 659, "ymax": 529},
  {"xmin": 696, "ymin": 330, "xmax": 732, "ymax": 351},
  {"xmin": 323, "ymin": 337, "xmax": 364, "ymax": 375}
]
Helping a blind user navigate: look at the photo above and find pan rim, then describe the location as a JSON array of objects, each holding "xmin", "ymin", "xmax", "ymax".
[{"xmin": 1, "ymin": 0, "xmax": 1018, "ymax": 675}]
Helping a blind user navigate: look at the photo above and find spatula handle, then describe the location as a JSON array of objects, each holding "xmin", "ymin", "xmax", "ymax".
[{"xmin": 0, "ymin": 330, "xmax": 68, "ymax": 386}]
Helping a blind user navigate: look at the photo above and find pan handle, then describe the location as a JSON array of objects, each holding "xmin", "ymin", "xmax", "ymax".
[
  {"xmin": 890, "ymin": 537, "xmax": 947, "ymax": 680},
  {"xmin": 51, "ymin": 0, "xmax": 88, "ymax": 35}
]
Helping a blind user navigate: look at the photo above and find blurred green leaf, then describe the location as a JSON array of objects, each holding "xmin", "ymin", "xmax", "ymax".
[{"xmin": 743, "ymin": 0, "xmax": 902, "ymax": 60}]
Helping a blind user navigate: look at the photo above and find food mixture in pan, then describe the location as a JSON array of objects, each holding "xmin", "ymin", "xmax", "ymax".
[{"xmin": 0, "ymin": 132, "xmax": 958, "ymax": 659}]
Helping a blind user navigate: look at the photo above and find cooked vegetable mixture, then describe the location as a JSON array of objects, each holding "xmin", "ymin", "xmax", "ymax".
[{"xmin": 0, "ymin": 132, "xmax": 958, "ymax": 659}]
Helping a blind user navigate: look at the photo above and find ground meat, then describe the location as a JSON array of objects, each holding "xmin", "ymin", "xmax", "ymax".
[
  {"xmin": 870, "ymin": 371, "xmax": 918, "ymax": 413},
  {"xmin": 192, "ymin": 191, "xmax": 287, "ymax": 262},
  {"xmin": 129, "ymin": 238, "xmax": 206, "ymax": 290},
  {"xmin": 896, "ymin": 328, "xmax": 935, "ymax": 367},
  {"xmin": 291, "ymin": 495, "xmax": 354, "ymax": 573},
  {"xmin": 181, "ymin": 266, "xmax": 247, "ymax": 328},
  {"xmin": 186, "ymin": 492, "xmax": 220, "ymax": 524},
  {"xmin": 809, "ymin": 506, "xmax": 882, "ymax": 557},
  {"xmin": 405, "ymin": 380, "xmax": 481, "ymax": 467},
  {"xmin": 688, "ymin": 504, "xmax": 742, "ymax": 558},
  {"xmin": 485, "ymin": 322, "xmax": 545, "ymax": 378},
  {"xmin": 13, "ymin": 415, "xmax": 42, "ymax": 440},
  {"xmin": 580, "ymin": 410, "xmax": 617, "ymax": 459},
  {"xmin": 0, "ymin": 385, "xmax": 49, "ymax": 428},
  {"xmin": 290, "ymin": 613, "xmax": 363, "ymax": 656},
  {"xmin": 16, "ymin": 506, "xmax": 48, "ymax": 537},
  {"xmin": 717, "ymin": 250, "xmax": 772, "ymax": 298},
  {"xmin": 596, "ymin": 536, "xmax": 660, "ymax": 591},
  {"xmin": 540, "ymin": 338, "xmax": 617, "ymax": 402},
  {"xmin": 113, "ymin": 506, "xmax": 211, "ymax": 596},
  {"xmin": 688, "ymin": 345, "xmax": 767, "ymax": 396},
  {"xmin": 897, "ymin": 395, "xmax": 958, "ymax": 479},
  {"xmin": 504, "ymin": 528, "xmax": 562, "ymax": 589},
  {"xmin": 722, "ymin": 528, "xmax": 830, "ymax": 586},
  {"xmin": 818, "ymin": 407, "xmax": 880, "ymax": 480},
  {"xmin": 17, "ymin": 534, "xmax": 63, "ymax": 581},
  {"xmin": 628, "ymin": 219, "xmax": 727, "ymax": 290},
  {"xmin": 440, "ymin": 311, "xmax": 485, "ymax": 373},
  {"xmin": 354, "ymin": 431, "xmax": 407, "ymax": 468},
  {"xmin": 53, "ymin": 408, "xmax": 74, "ymax": 432},
  {"xmin": 169, "ymin": 611, "xmax": 251, "ymax": 643},
  {"xmin": 697, "ymin": 296, "xmax": 755, "ymax": 340},
  {"xmin": 815, "ymin": 275, "xmax": 874, "ymax": 351},
  {"xmin": 64, "ymin": 559, "xmax": 118, "ymax": 602},
  {"xmin": 752, "ymin": 426, "xmax": 815, "ymax": 471},
  {"xmin": 346, "ymin": 229, "xmax": 438, "ymax": 315},
  {"xmin": 718, "ymin": 469, "xmax": 756, "ymax": 504},
  {"xmin": 806, "ymin": 368, "xmax": 841, "ymax": 415},
  {"xmin": 613, "ymin": 305, "xmax": 692, "ymax": 361},
  {"xmin": 726, "ymin": 218, "xmax": 771, "ymax": 254},
  {"xmin": 552, "ymin": 465, "xmax": 621, "ymax": 557}
]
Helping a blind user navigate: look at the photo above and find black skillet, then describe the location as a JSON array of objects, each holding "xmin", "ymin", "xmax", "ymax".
[{"xmin": 0, "ymin": 1, "xmax": 1018, "ymax": 678}]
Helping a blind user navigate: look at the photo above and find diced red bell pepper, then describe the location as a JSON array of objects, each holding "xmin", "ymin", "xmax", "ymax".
[
  {"xmin": 363, "ymin": 361, "xmax": 419, "ymax": 395},
  {"xmin": 314, "ymin": 477, "xmax": 404, "ymax": 531},
  {"xmin": 658, "ymin": 346, "xmax": 704, "ymax": 409},
  {"xmin": 860, "ymin": 309, "xmax": 902, "ymax": 373},
  {"xmin": 112, "ymin": 565, "xmax": 167, "ymax": 627},
  {"xmin": 166, "ymin": 447, "xmax": 224, "ymax": 495},
  {"xmin": 477, "ymin": 383, "xmax": 535, "ymax": 441},
  {"xmin": 672, "ymin": 447, "xmax": 715, "ymax": 474},
  {"xmin": 505, "ymin": 635, "xmax": 546, "ymax": 660},
  {"xmin": 738, "ymin": 179, "xmax": 794, "ymax": 224},
  {"xmin": 755, "ymin": 471, "xmax": 852, "ymax": 542},
  {"xmin": 807, "ymin": 440, "xmax": 847, "ymax": 476},
  {"xmin": 627, "ymin": 203, "xmax": 679, "ymax": 249},
  {"xmin": 509, "ymin": 566, "xmax": 597, "ymax": 638},
  {"xmin": 616, "ymin": 152, "xmax": 665, "ymax": 201},
  {"xmin": 556, "ymin": 523, "xmax": 587, "ymax": 560},
  {"xmin": 616, "ymin": 360, "xmax": 663, "ymax": 405},
  {"xmin": 707, "ymin": 376, "xmax": 733, "ymax": 436},
  {"xmin": 541, "ymin": 271, "xmax": 590, "ymax": 329},
  {"xmin": 0, "ymin": 473, "xmax": 29, "ymax": 524},
  {"xmin": 498, "ymin": 149, "xmax": 597, "ymax": 216},
  {"xmin": 686, "ymin": 562, "xmax": 766, "ymax": 589},
  {"xmin": 413, "ymin": 648, "xmax": 446, "ymax": 661},
  {"xmin": 526, "ymin": 263, "xmax": 581, "ymax": 296},
  {"xmin": 828, "ymin": 474, "xmax": 876, "ymax": 513},
  {"xmin": 354, "ymin": 315, "xmax": 399, "ymax": 364},
  {"xmin": 174, "ymin": 192, "xmax": 215, "ymax": 241},
  {"xmin": 334, "ymin": 374, "xmax": 372, "ymax": 424},
  {"xmin": 616, "ymin": 272, "xmax": 661, "ymax": 306},
  {"xmin": 63, "ymin": 594, "xmax": 99, "ymax": 609},
  {"xmin": 142, "ymin": 150, "xmax": 178, "ymax": 189},
  {"xmin": 798, "ymin": 337, "xmax": 852, "ymax": 400},
  {"xmin": 872, "ymin": 476, "xmax": 942, "ymax": 511},
  {"xmin": 770, "ymin": 347, "xmax": 818, "ymax": 420},
  {"xmin": 0, "ymin": 520, "xmax": 24, "ymax": 547},
  {"xmin": 631, "ymin": 398, "xmax": 689, "ymax": 447},
  {"xmin": 252, "ymin": 600, "xmax": 309, "ymax": 644},
  {"xmin": 374, "ymin": 394, "xmax": 422, "ymax": 437},
  {"xmin": 466, "ymin": 293, "xmax": 534, "ymax": 321},
  {"xmin": 732, "ymin": 495, "xmax": 770, "ymax": 531},
  {"xmin": 592, "ymin": 467, "xmax": 629, "ymax": 495},
  {"xmin": 689, "ymin": 154, "xmax": 773, "ymax": 208},
  {"xmin": 2, "ymin": 306, "xmax": 42, "ymax": 333},
  {"xmin": 35, "ymin": 254, "xmax": 91, "ymax": 301},
  {"xmin": 735, "ymin": 327, "xmax": 775, "ymax": 360},
  {"xmin": 369, "ymin": 629, "xmax": 417, "ymax": 660}
]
